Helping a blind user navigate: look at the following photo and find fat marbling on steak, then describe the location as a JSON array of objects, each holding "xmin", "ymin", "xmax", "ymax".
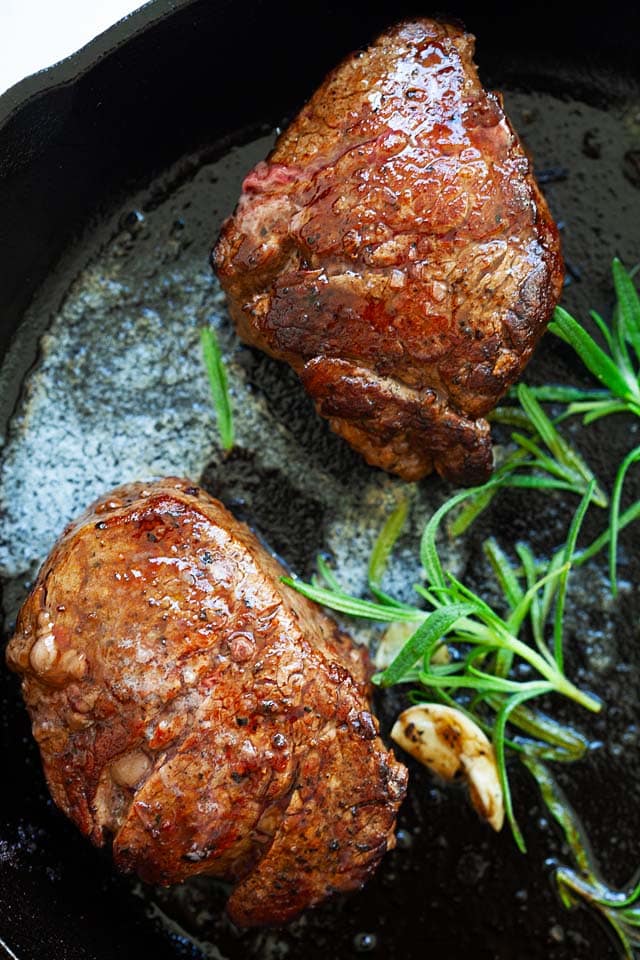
[
  {"xmin": 6, "ymin": 478, "xmax": 407, "ymax": 926},
  {"xmin": 212, "ymin": 19, "xmax": 564, "ymax": 483}
]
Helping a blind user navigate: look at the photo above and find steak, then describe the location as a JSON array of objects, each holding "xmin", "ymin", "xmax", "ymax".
[
  {"xmin": 212, "ymin": 19, "xmax": 564, "ymax": 483},
  {"xmin": 6, "ymin": 478, "xmax": 407, "ymax": 926}
]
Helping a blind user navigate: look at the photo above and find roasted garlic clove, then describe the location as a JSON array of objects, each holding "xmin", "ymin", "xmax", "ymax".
[{"xmin": 391, "ymin": 703, "xmax": 504, "ymax": 831}]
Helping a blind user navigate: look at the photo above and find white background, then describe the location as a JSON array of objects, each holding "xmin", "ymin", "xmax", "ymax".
[{"xmin": 1, "ymin": 0, "xmax": 147, "ymax": 94}]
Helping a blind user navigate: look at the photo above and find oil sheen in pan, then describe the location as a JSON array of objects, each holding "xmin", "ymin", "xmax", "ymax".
[
  {"xmin": 1, "ymin": 85, "xmax": 640, "ymax": 959},
  {"xmin": 0, "ymin": 132, "xmax": 437, "ymax": 635}
]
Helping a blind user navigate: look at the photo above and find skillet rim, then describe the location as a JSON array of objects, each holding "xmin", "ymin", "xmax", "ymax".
[
  {"xmin": 1, "ymin": 5, "xmax": 639, "ymax": 960},
  {"xmin": 0, "ymin": 0, "xmax": 204, "ymax": 127}
]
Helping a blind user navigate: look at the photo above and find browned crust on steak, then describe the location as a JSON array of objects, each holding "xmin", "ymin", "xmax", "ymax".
[
  {"xmin": 6, "ymin": 478, "xmax": 407, "ymax": 926},
  {"xmin": 212, "ymin": 18, "xmax": 563, "ymax": 483}
]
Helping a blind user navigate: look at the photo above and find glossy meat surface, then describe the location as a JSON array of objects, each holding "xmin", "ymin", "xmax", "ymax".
[
  {"xmin": 213, "ymin": 19, "xmax": 563, "ymax": 483},
  {"xmin": 6, "ymin": 478, "xmax": 407, "ymax": 926}
]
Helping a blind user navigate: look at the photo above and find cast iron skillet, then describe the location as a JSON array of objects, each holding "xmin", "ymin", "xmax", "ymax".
[{"xmin": 1, "ymin": 2, "xmax": 640, "ymax": 958}]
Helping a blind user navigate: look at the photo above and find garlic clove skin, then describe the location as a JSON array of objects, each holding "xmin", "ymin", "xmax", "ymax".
[{"xmin": 391, "ymin": 703, "xmax": 504, "ymax": 832}]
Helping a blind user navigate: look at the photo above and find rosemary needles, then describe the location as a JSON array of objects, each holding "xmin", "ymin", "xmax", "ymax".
[
  {"xmin": 200, "ymin": 325, "xmax": 234, "ymax": 452},
  {"xmin": 450, "ymin": 383, "xmax": 607, "ymax": 538},
  {"xmin": 284, "ymin": 487, "xmax": 601, "ymax": 852},
  {"xmin": 531, "ymin": 258, "xmax": 640, "ymax": 592},
  {"xmin": 280, "ymin": 257, "xmax": 640, "ymax": 955}
]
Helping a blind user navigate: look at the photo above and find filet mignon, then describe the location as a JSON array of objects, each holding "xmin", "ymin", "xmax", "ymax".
[
  {"xmin": 212, "ymin": 19, "xmax": 564, "ymax": 483},
  {"xmin": 6, "ymin": 478, "xmax": 407, "ymax": 926}
]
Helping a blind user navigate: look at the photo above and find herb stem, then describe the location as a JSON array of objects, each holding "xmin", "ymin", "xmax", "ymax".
[
  {"xmin": 609, "ymin": 444, "xmax": 640, "ymax": 594},
  {"xmin": 493, "ymin": 633, "xmax": 600, "ymax": 713},
  {"xmin": 575, "ymin": 498, "xmax": 640, "ymax": 567}
]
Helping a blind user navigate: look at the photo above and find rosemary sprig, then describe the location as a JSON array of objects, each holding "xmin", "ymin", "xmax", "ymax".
[
  {"xmin": 527, "ymin": 258, "xmax": 640, "ymax": 592},
  {"xmin": 450, "ymin": 383, "xmax": 607, "ymax": 537},
  {"xmin": 283, "ymin": 439, "xmax": 639, "ymax": 949},
  {"xmin": 284, "ymin": 489, "xmax": 601, "ymax": 851},
  {"xmin": 524, "ymin": 755, "xmax": 640, "ymax": 960},
  {"xmin": 548, "ymin": 260, "xmax": 640, "ymax": 415},
  {"xmin": 454, "ymin": 260, "xmax": 640, "ymax": 563},
  {"xmin": 200, "ymin": 325, "xmax": 234, "ymax": 452}
]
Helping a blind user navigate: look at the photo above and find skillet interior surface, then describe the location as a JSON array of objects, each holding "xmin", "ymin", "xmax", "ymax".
[{"xmin": 1, "ymin": 2, "xmax": 640, "ymax": 958}]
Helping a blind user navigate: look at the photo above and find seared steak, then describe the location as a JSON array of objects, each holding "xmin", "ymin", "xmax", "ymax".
[
  {"xmin": 212, "ymin": 19, "xmax": 563, "ymax": 483},
  {"xmin": 6, "ymin": 479, "xmax": 407, "ymax": 926}
]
